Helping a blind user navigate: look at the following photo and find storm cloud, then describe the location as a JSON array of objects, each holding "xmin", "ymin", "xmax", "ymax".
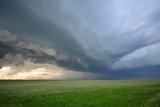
[
  {"xmin": 111, "ymin": 43, "xmax": 160, "ymax": 69},
  {"xmin": 0, "ymin": 0, "xmax": 160, "ymax": 79},
  {"xmin": 0, "ymin": 29, "xmax": 17, "ymax": 42}
]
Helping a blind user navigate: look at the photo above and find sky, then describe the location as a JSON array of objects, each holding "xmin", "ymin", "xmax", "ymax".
[{"xmin": 0, "ymin": 0, "xmax": 160, "ymax": 80}]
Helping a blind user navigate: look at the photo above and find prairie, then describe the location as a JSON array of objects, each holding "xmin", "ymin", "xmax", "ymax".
[{"xmin": 0, "ymin": 80, "xmax": 160, "ymax": 107}]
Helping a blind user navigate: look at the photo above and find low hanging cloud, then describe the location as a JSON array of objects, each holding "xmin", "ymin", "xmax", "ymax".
[
  {"xmin": 0, "ymin": 29, "xmax": 17, "ymax": 42},
  {"xmin": 0, "ymin": 67, "xmax": 54, "ymax": 80},
  {"xmin": 0, "ymin": 40, "xmax": 87, "ymax": 71},
  {"xmin": 16, "ymin": 42, "xmax": 57, "ymax": 56},
  {"xmin": 0, "ymin": 60, "xmax": 101, "ymax": 80},
  {"xmin": 16, "ymin": 41, "xmax": 86, "ymax": 70},
  {"xmin": 111, "ymin": 43, "xmax": 160, "ymax": 69},
  {"xmin": 0, "ymin": 28, "xmax": 87, "ymax": 72},
  {"xmin": 0, "ymin": 53, "xmax": 25, "ymax": 69}
]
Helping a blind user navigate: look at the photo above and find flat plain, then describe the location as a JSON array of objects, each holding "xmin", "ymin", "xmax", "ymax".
[{"xmin": 0, "ymin": 80, "xmax": 160, "ymax": 107}]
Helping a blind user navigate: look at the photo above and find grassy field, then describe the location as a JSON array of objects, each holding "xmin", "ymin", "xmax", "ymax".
[{"xmin": 0, "ymin": 80, "xmax": 160, "ymax": 107}]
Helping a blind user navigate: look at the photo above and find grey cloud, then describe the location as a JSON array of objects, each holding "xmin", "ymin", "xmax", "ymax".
[
  {"xmin": 0, "ymin": 29, "xmax": 17, "ymax": 42},
  {"xmin": 111, "ymin": 43, "xmax": 160, "ymax": 69},
  {"xmin": 0, "ymin": 53, "xmax": 24, "ymax": 67},
  {"xmin": 0, "ymin": 29, "xmax": 87, "ymax": 71},
  {"xmin": 1, "ymin": 0, "xmax": 160, "ymax": 61},
  {"xmin": 16, "ymin": 41, "xmax": 87, "ymax": 71},
  {"xmin": 16, "ymin": 42, "xmax": 57, "ymax": 56},
  {"xmin": 0, "ymin": 0, "xmax": 86, "ymax": 60},
  {"xmin": 0, "ymin": 0, "xmax": 160, "ymax": 79}
]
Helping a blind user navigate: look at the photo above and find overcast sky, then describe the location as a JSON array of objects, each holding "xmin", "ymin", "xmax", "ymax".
[{"xmin": 0, "ymin": 0, "xmax": 160, "ymax": 79}]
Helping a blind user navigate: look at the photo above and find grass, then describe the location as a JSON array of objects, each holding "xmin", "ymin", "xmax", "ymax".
[{"xmin": 0, "ymin": 80, "xmax": 160, "ymax": 107}]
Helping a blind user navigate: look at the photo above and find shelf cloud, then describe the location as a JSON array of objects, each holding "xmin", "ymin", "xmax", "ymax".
[{"xmin": 0, "ymin": 0, "xmax": 160, "ymax": 79}]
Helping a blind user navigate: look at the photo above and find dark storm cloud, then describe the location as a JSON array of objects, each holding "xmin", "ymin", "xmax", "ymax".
[
  {"xmin": 0, "ymin": 0, "xmax": 85, "ymax": 58},
  {"xmin": 0, "ymin": 39, "xmax": 87, "ymax": 71},
  {"xmin": 0, "ymin": 29, "xmax": 17, "ymax": 42},
  {"xmin": 0, "ymin": 0, "xmax": 160, "ymax": 79},
  {"xmin": 0, "ymin": 0, "xmax": 108, "ymax": 73},
  {"xmin": 0, "ymin": 29, "xmax": 87, "ymax": 71},
  {"xmin": 0, "ymin": 53, "xmax": 24, "ymax": 67}
]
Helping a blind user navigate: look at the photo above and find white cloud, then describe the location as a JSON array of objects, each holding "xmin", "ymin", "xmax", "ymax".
[
  {"xmin": 0, "ymin": 67, "xmax": 13, "ymax": 79},
  {"xmin": 0, "ymin": 67, "xmax": 55, "ymax": 80},
  {"xmin": 111, "ymin": 43, "xmax": 160, "ymax": 69}
]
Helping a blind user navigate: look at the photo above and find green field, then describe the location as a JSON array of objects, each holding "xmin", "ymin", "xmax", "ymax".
[{"xmin": 0, "ymin": 80, "xmax": 160, "ymax": 107}]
